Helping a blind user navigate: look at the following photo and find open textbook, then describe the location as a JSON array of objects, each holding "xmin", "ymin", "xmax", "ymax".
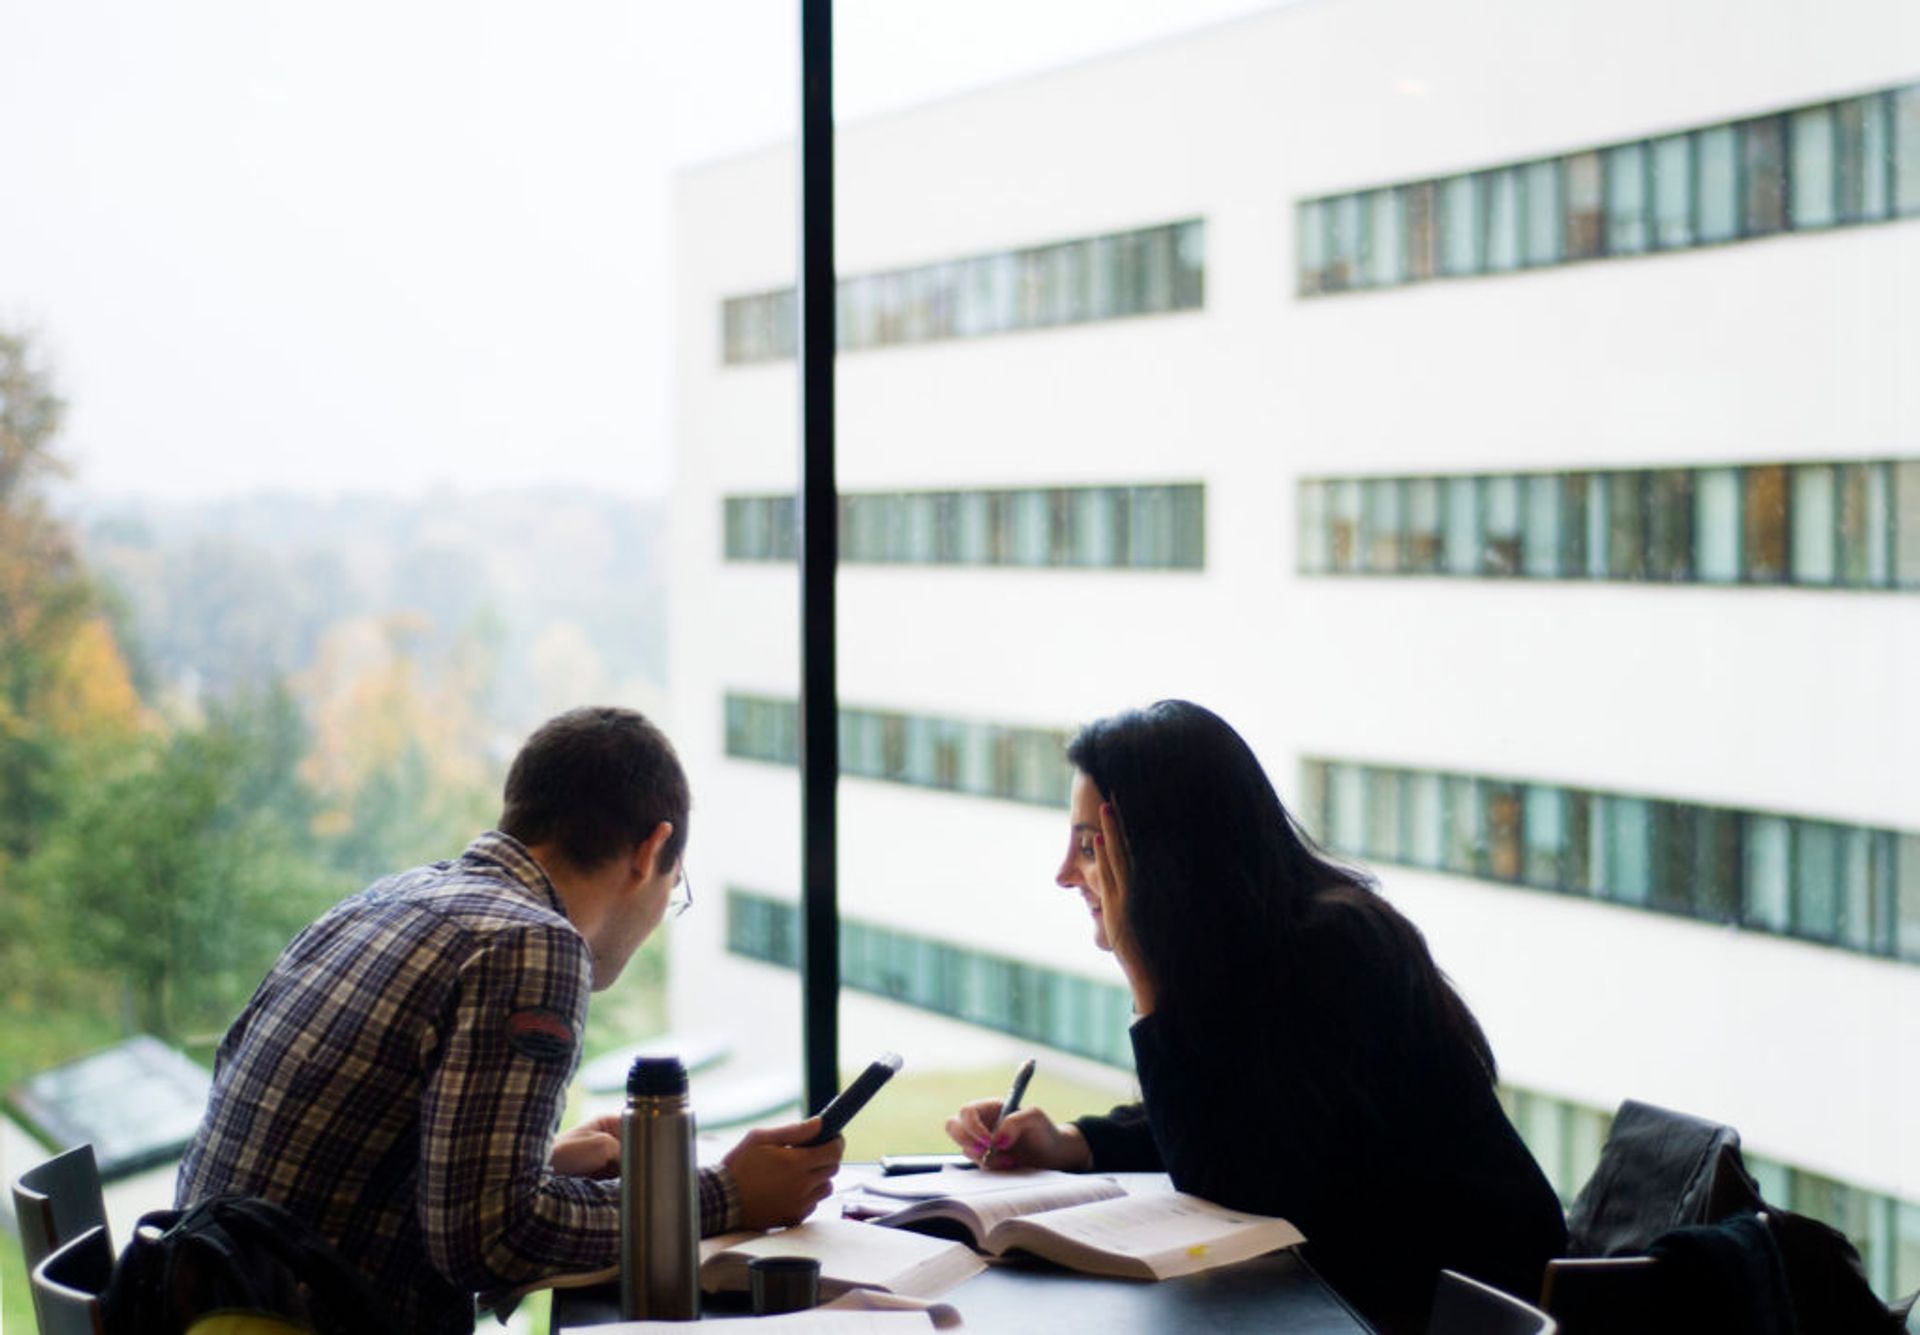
[{"xmin": 858, "ymin": 1168, "xmax": 1306, "ymax": 1281}]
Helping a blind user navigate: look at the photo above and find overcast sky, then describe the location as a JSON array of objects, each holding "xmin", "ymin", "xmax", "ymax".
[{"xmin": 0, "ymin": 0, "xmax": 1284, "ymax": 502}]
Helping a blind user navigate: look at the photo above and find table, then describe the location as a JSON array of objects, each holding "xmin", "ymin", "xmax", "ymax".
[{"xmin": 554, "ymin": 1236, "xmax": 1375, "ymax": 1333}]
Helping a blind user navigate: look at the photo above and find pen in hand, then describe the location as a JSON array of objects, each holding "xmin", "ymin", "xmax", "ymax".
[{"xmin": 981, "ymin": 1057, "xmax": 1037, "ymax": 1169}]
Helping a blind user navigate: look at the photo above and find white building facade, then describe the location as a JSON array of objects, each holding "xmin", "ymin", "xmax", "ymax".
[{"xmin": 669, "ymin": 0, "xmax": 1920, "ymax": 1295}]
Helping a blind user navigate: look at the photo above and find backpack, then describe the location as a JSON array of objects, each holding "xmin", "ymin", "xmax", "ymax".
[{"xmin": 101, "ymin": 1195, "xmax": 405, "ymax": 1335}]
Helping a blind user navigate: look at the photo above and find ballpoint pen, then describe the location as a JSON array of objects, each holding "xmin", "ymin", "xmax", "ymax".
[{"xmin": 981, "ymin": 1057, "xmax": 1037, "ymax": 1169}]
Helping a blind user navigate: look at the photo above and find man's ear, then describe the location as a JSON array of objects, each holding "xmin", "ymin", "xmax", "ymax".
[{"xmin": 633, "ymin": 821, "xmax": 675, "ymax": 883}]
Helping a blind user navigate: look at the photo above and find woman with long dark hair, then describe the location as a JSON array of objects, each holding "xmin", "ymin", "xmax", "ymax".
[{"xmin": 945, "ymin": 700, "xmax": 1566, "ymax": 1335}]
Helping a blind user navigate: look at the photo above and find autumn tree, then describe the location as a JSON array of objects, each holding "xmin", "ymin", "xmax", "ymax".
[{"xmin": 26, "ymin": 688, "xmax": 347, "ymax": 1039}]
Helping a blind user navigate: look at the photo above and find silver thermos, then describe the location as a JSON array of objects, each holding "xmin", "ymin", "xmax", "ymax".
[{"xmin": 619, "ymin": 1056, "xmax": 700, "ymax": 1320}]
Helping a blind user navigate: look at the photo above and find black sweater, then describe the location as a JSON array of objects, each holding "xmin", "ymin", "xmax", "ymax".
[{"xmin": 1073, "ymin": 902, "xmax": 1566, "ymax": 1335}]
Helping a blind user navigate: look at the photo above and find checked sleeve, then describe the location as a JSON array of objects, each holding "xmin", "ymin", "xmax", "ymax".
[{"xmin": 417, "ymin": 920, "xmax": 618, "ymax": 1291}]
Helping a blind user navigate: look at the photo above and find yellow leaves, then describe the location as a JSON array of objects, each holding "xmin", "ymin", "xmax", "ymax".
[
  {"xmin": 42, "ymin": 616, "xmax": 144, "ymax": 740},
  {"xmin": 296, "ymin": 612, "xmax": 493, "ymax": 831}
]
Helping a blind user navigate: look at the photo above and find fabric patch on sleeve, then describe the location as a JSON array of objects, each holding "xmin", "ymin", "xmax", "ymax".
[{"xmin": 506, "ymin": 1007, "xmax": 576, "ymax": 1061}]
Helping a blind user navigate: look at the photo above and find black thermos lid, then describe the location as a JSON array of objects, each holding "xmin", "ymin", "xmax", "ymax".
[{"xmin": 627, "ymin": 1055, "xmax": 689, "ymax": 1097}]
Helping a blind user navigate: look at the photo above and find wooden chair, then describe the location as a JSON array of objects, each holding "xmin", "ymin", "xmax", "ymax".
[
  {"xmin": 1428, "ymin": 1268, "xmax": 1558, "ymax": 1335},
  {"xmin": 1541, "ymin": 1255, "xmax": 1663, "ymax": 1335},
  {"xmin": 29, "ymin": 1223, "xmax": 114, "ymax": 1335},
  {"xmin": 11, "ymin": 1145, "xmax": 109, "ymax": 1273}
]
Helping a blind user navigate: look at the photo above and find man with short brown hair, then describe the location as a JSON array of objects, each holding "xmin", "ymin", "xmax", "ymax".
[{"xmin": 177, "ymin": 706, "xmax": 842, "ymax": 1333}]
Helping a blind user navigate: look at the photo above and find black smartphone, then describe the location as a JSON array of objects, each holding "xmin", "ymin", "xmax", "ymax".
[
  {"xmin": 878, "ymin": 1152, "xmax": 974, "ymax": 1175},
  {"xmin": 801, "ymin": 1051, "xmax": 902, "ymax": 1145}
]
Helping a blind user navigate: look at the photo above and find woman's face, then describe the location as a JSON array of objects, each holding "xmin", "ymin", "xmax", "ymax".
[{"xmin": 1057, "ymin": 769, "xmax": 1112, "ymax": 952}]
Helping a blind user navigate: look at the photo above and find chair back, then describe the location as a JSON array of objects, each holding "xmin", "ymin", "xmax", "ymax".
[
  {"xmin": 12, "ymin": 1144, "xmax": 109, "ymax": 1272},
  {"xmin": 30, "ymin": 1223, "xmax": 114, "ymax": 1335},
  {"xmin": 1542, "ymin": 1255, "xmax": 1664, "ymax": 1335},
  {"xmin": 1428, "ymin": 1268, "xmax": 1557, "ymax": 1335}
]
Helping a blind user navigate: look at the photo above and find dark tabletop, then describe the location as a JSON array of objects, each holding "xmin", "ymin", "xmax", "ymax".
[{"xmin": 552, "ymin": 1248, "xmax": 1376, "ymax": 1333}]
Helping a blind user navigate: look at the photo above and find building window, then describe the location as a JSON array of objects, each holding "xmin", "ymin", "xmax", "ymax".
[
  {"xmin": 1300, "ymin": 459, "xmax": 1914, "ymax": 590},
  {"xmin": 1604, "ymin": 142, "xmax": 1651, "ymax": 255},
  {"xmin": 1521, "ymin": 159, "xmax": 1563, "ymax": 266},
  {"xmin": 727, "ymin": 887, "xmax": 1136, "ymax": 1066},
  {"xmin": 723, "ymin": 219, "xmax": 1204, "ymax": 363},
  {"xmin": 1439, "ymin": 175, "xmax": 1483, "ymax": 276},
  {"xmin": 1308, "ymin": 759, "xmax": 1917, "ymax": 964},
  {"xmin": 1790, "ymin": 104, "xmax": 1839, "ymax": 229},
  {"xmin": 1740, "ymin": 115, "xmax": 1790, "ymax": 237},
  {"xmin": 1296, "ymin": 82, "xmax": 1917, "ymax": 294},
  {"xmin": 726, "ymin": 483, "xmax": 1204, "ymax": 571},
  {"xmin": 1366, "ymin": 187, "xmax": 1406, "ymax": 286},
  {"xmin": 1744, "ymin": 464, "xmax": 1791, "ymax": 582},
  {"xmin": 1651, "ymin": 133, "xmax": 1694, "ymax": 249},
  {"xmin": 727, "ymin": 694, "xmax": 1070, "ymax": 809},
  {"xmin": 1564, "ymin": 151, "xmax": 1606, "ymax": 260}
]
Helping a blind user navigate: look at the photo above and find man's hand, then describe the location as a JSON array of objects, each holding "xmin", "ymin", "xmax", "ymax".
[
  {"xmin": 723, "ymin": 1116, "xmax": 844, "ymax": 1229},
  {"xmin": 945, "ymin": 1101, "xmax": 1093, "ymax": 1172},
  {"xmin": 549, "ymin": 1113, "xmax": 623, "ymax": 1179}
]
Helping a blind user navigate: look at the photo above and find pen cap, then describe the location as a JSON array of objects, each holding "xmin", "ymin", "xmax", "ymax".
[{"xmin": 627, "ymin": 1056, "xmax": 688, "ymax": 1098}]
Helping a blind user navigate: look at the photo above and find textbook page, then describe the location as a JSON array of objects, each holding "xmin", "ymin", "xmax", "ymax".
[
  {"xmin": 985, "ymin": 1191, "xmax": 1305, "ymax": 1280},
  {"xmin": 870, "ymin": 1171, "xmax": 1127, "ymax": 1243},
  {"xmin": 863, "ymin": 1166, "xmax": 1092, "ymax": 1201}
]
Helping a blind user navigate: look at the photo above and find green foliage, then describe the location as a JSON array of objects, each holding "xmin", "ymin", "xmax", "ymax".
[
  {"xmin": 0, "ymin": 328, "xmax": 95, "ymax": 861},
  {"xmin": 23, "ymin": 690, "xmax": 352, "ymax": 1040}
]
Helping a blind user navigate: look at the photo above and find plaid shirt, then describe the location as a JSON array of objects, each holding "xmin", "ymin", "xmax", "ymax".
[{"xmin": 176, "ymin": 831, "xmax": 737, "ymax": 1334}]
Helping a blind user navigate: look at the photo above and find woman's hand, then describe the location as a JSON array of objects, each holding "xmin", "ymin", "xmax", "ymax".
[
  {"xmin": 549, "ymin": 1113, "xmax": 623, "ymax": 1179},
  {"xmin": 945, "ymin": 1099, "xmax": 1092, "ymax": 1171},
  {"xmin": 1095, "ymin": 801, "xmax": 1156, "ymax": 1016}
]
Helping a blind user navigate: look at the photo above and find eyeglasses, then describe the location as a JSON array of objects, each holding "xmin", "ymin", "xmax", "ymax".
[{"xmin": 668, "ymin": 863, "xmax": 693, "ymax": 919}]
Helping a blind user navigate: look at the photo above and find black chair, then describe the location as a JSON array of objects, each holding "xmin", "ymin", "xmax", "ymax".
[
  {"xmin": 29, "ymin": 1222, "xmax": 113, "ymax": 1335},
  {"xmin": 11, "ymin": 1144, "xmax": 110, "ymax": 1273},
  {"xmin": 1541, "ymin": 1255, "xmax": 1663, "ymax": 1335},
  {"xmin": 1428, "ymin": 1269, "xmax": 1557, "ymax": 1335}
]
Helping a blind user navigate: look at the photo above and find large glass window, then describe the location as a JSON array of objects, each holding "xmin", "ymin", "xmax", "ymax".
[
  {"xmin": 1789, "ymin": 104, "xmax": 1839, "ymax": 229},
  {"xmin": 1297, "ymin": 200, "xmax": 1328, "ymax": 295},
  {"xmin": 1303, "ymin": 460, "xmax": 1913, "ymax": 589},
  {"xmin": 1405, "ymin": 478, "xmax": 1444, "ymax": 573},
  {"xmin": 1836, "ymin": 95, "xmax": 1891, "ymax": 223},
  {"xmin": 1521, "ymin": 159, "xmax": 1564, "ymax": 265},
  {"xmin": 1439, "ymin": 174, "xmax": 1483, "ymax": 276},
  {"xmin": 1522, "ymin": 474, "xmax": 1565, "ymax": 578},
  {"xmin": 1484, "ymin": 168, "xmax": 1523, "ymax": 273},
  {"xmin": 1604, "ymin": 142, "xmax": 1650, "ymax": 255},
  {"xmin": 1367, "ymin": 188, "xmax": 1406, "ymax": 286},
  {"xmin": 1741, "ymin": 115, "xmax": 1789, "ymax": 236},
  {"xmin": 1744, "ymin": 464, "xmax": 1791, "ymax": 582},
  {"xmin": 1695, "ymin": 468, "xmax": 1742, "ymax": 582},
  {"xmin": 1404, "ymin": 182, "xmax": 1438, "ymax": 282},
  {"xmin": 1483, "ymin": 475, "xmax": 1522, "ymax": 576},
  {"xmin": 1364, "ymin": 478, "xmax": 1404, "ymax": 573},
  {"xmin": 1564, "ymin": 150, "xmax": 1605, "ymax": 260},
  {"xmin": 1894, "ymin": 86, "xmax": 1920, "ymax": 216},
  {"xmin": 1651, "ymin": 133, "xmax": 1694, "ymax": 249},
  {"xmin": 1444, "ymin": 477, "xmax": 1481, "ymax": 576},
  {"xmin": 1746, "ymin": 816, "xmax": 1793, "ymax": 932},
  {"xmin": 1791, "ymin": 465, "xmax": 1838, "ymax": 585},
  {"xmin": 1695, "ymin": 124, "xmax": 1741, "ymax": 243}
]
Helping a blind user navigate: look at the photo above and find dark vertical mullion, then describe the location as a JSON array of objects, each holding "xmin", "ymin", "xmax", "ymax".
[{"xmin": 798, "ymin": 0, "xmax": 840, "ymax": 1117}]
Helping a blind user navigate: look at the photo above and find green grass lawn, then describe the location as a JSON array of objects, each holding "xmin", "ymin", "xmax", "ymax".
[{"xmin": 2, "ymin": 1227, "xmax": 35, "ymax": 1335}]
